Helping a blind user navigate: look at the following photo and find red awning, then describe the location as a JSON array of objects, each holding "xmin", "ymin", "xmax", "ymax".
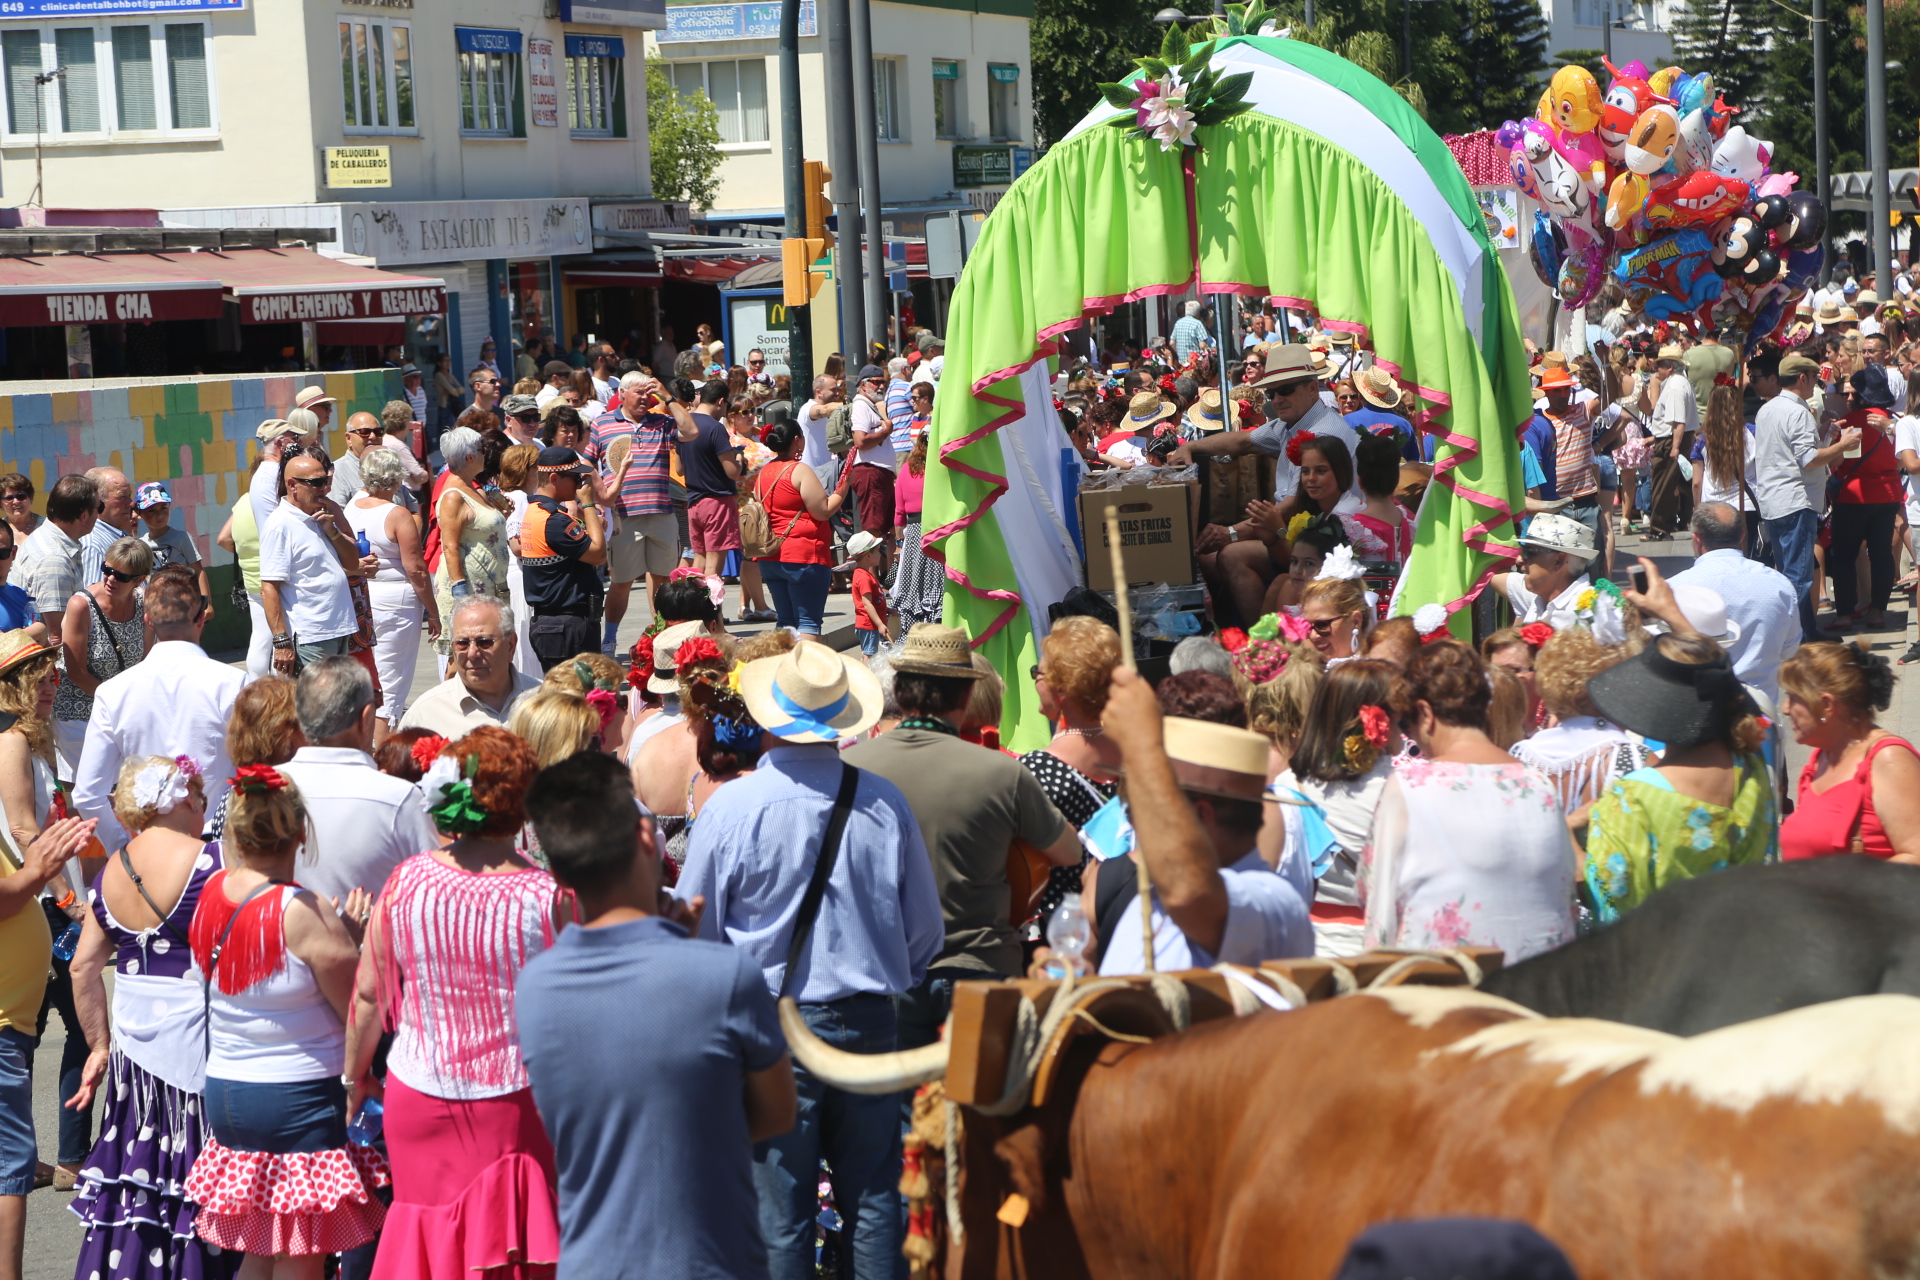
[
  {"xmin": 664, "ymin": 255, "xmax": 771, "ymax": 285},
  {"xmin": 207, "ymin": 247, "xmax": 447, "ymax": 324},
  {"xmin": 564, "ymin": 258, "xmax": 663, "ymax": 288},
  {"xmin": 0, "ymin": 253, "xmax": 226, "ymax": 327}
]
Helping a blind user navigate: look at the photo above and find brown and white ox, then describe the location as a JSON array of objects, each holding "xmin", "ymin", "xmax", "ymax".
[{"xmin": 784, "ymin": 984, "xmax": 1920, "ymax": 1279}]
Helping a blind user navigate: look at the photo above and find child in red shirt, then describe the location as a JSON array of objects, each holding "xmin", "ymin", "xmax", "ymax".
[{"xmin": 847, "ymin": 531, "xmax": 892, "ymax": 655}]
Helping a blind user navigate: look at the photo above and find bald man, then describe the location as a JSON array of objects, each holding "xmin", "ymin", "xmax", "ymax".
[
  {"xmin": 79, "ymin": 465, "xmax": 133, "ymax": 585},
  {"xmin": 330, "ymin": 410, "xmax": 386, "ymax": 506}
]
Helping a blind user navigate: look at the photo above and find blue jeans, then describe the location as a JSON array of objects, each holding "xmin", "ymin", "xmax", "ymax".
[
  {"xmin": 0, "ymin": 1028, "xmax": 35, "ymax": 1195},
  {"xmin": 758, "ymin": 561, "xmax": 832, "ymax": 635},
  {"xmin": 1765, "ymin": 508, "xmax": 1823, "ymax": 639},
  {"xmin": 33, "ymin": 910, "xmax": 92, "ymax": 1164},
  {"xmin": 204, "ymin": 1075, "xmax": 347, "ymax": 1153},
  {"xmin": 754, "ymin": 994, "xmax": 904, "ymax": 1280}
]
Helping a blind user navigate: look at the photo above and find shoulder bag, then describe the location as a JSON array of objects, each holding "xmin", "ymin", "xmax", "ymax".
[
  {"xmin": 742, "ymin": 461, "xmax": 803, "ymax": 562},
  {"xmin": 778, "ymin": 764, "xmax": 861, "ymax": 1000}
]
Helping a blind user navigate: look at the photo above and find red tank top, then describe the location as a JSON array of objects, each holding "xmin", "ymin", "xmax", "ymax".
[
  {"xmin": 1781, "ymin": 734, "xmax": 1919, "ymax": 861},
  {"xmin": 756, "ymin": 460, "xmax": 832, "ymax": 566}
]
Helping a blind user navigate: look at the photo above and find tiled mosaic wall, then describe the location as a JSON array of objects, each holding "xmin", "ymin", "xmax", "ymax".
[{"xmin": 4, "ymin": 369, "xmax": 403, "ymax": 653}]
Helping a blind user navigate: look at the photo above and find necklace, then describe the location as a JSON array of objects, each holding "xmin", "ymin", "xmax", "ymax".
[
  {"xmin": 1054, "ymin": 726, "xmax": 1104, "ymax": 738},
  {"xmin": 898, "ymin": 714, "xmax": 961, "ymax": 738}
]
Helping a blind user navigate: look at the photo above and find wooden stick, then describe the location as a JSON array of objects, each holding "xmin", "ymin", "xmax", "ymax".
[{"xmin": 1105, "ymin": 504, "xmax": 1153, "ymax": 973}]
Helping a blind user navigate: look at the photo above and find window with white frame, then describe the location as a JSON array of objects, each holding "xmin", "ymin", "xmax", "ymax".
[
  {"xmin": 340, "ymin": 17, "xmax": 413, "ymax": 133},
  {"xmin": 565, "ymin": 33, "xmax": 626, "ymax": 138},
  {"xmin": 874, "ymin": 56, "xmax": 901, "ymax": 141},
  {"xmin": 0, "ymin": 20, "xmax": 212, "ymax": 139},
  {"xmin": 932, "ymin": 58, "xmax": 961, "ymax": 139},
  {"xmin": 987, "ymin": 63, "xmax": 1018, "ymax": 140},
  {"xmin": 671, "ymin": 57, "xmax": 767, "ymax": 144},
  {"xmin": 457, "ymin": 27, "xmax": 523, "ymax": 137}
]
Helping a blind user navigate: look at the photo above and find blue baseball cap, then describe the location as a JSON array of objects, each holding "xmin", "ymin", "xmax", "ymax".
[{"xmin": 134, "ymin": 481, "xmax": 172, "ymax": 510}]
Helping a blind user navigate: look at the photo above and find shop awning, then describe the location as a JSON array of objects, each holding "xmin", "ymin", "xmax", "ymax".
[
  {"xmin": 206, "ymin": 247, "xmax": 447, "ymax": 324},
  {"xmin": 0, "ymin": 252, "xmax": 226, "ymax": 327},
  {"xmin": 563, "ymin": 257, "xmax": 663, "ymax": 288},
  {"xmin": 664, "ymin": 255, "xmax": 773, "ymax": 285}
]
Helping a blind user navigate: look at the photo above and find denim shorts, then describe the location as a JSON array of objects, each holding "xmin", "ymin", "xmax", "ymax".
[
  {"xmin": 204, "ymin": 1075, "xmax": 347, "ymax": 1154},
  {"xmin": 0, "ymin": 1028, "xmax": 34, "ymax": 1195},
  {"xmin": 1594, "ymin": 454, "xmax": 1619, "ymax": 492}
]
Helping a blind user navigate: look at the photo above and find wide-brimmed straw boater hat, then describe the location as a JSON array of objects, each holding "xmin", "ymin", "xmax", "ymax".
[
  {"xmin": 737, "ymin": 641, "xmax": 883, "ymax": 744},
  {"xmin": 1186, "ymin": 388, "xmax": 1228, "ymax": 432},
  {"xmin": 1253, "ymin": 343, "xmax": 1322, "ymax": 390},
  {"xmin": 887, "ymin": 623, "xmax": 985, "ymax": 679},
  {"xmin": 1124, "ymin": 391, "xmax": 1177, "ymax": 429},
  {"xmin": 1355, "ymin": 367, "xmax": 1404, "ymax": 410},
  {"xmin": 1152, "ymin": 716, "xmax": 1272, "ymax": 801},
  {"xmin": 647, "ymin": 620, "xmax": 711, "ymax": 696},
  {"xmin": 0, "ymin": 630, "xmax": 52, "ymax": 678}
]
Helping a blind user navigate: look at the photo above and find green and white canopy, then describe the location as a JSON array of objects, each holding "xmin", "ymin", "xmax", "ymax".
[{"xmin": 921, "ymin": 35, "xmax": 1535, "ymax": 748}]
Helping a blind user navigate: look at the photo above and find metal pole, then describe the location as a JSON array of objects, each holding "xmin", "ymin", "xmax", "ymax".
[
  {"xmin": 849, "ymin": 0, "xmax": 886, "ymax": 358},
  {"xmin": 1213, "ymin": 300, "xmax": 1231, "ymax": 384},
  {"xmin": 1866, "ymin": 0, "xmax": 1893, "ymax": 301},
  {"xmin": 779, "ymin": 0, "xmax": 813, "ymax": 382},
  {"xmin": 1303, "ymin": 0, "xmax": 1314, "ymax": 28},
  {"xmin": 1813, "ymin": 0, "xmax": 1832, "ymax": 285},
  {"xmin": 1402, "ymin": 0, "xmax": 1412, "ymax": 82},
  {"xmin": 821, "ymin": 0, "xmax": 866, "ymax": 365},
  {"xmin": 1600, "ymin": 0, "xmax": 1611, "ymax": 64}
]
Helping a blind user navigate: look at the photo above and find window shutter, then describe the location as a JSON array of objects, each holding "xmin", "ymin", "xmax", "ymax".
[
  {"xmin": 111, "ymin": 25, "xmax": 156, "ymax": 130},
  {"xmin": 164, "ymin": 23, "xmax": 209, "ymax": 129},
  {"xmin": 1, "ymin": 32, "xmax": 39, "ymax": 135},
  {"xmin": 610, "ymin": 56, "xmax": 626, "ymax": 138},
  {"xmin": 55, "ymin": 29, "xmax": 98, "ymax": 133}
]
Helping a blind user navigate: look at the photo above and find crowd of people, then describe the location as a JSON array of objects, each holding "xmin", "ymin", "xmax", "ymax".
[{"xmin": 0, "ymin": 287, "xmax": 1906, "ymax": 1280}]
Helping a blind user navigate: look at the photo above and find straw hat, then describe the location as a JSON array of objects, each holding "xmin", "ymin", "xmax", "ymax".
[
  {"xmin": 1857, "ymin": 289, "xmax": 1880, "ymax": 307},
  {"xmin": 1355, "ymin": 367, "xmax": 1404, "ymax": 410},
  {"xmin": 1123, "ymin": 391, "xmax": 1176, "ymax": 428},
  {"xmin": 1540, "ymin": 350, "xmax": 1569, "ymax": 369},
  {"xmin": 736, "ymin": 641, "xmax": 883, "ymax": 744},
  {"xmin": 253, "ymin": 418, "xmax": 300, "ymax": 441},
  {"xmin": 1185, "ymin": 388, "xmax": 1228, "ymax": 432},
  {"xmin": 1815, "ymin": 300, "xmax": 1844, "ymax": 324},
  {"xmin": 647, "ymin": 620, "xmax": 712, "ymax": 695},
  {"xmin": 292, "ymin": 385, "xmax": 336, "ymax": 410},
  {"xmin": 1253, "ymin": 343, "xmax": 1320, "ymax": 390},
  {"xmin": 1839, "ymin": 306, "xmax": 1860, "ymax": 322},
  {"xmin": 0, "ymin": 630, "xmax": 52, "ymax": 678},
  {"xmin": 887, "ymin": 623, "xmax": 985, "ymax": 679},
  {"xmin": 1161, "ymin": 717, "xmax": 1271, "ymax": 801},
  {"xmin": 1656, "ymin": 344, "xmax": 1686, "ymax": 362}
]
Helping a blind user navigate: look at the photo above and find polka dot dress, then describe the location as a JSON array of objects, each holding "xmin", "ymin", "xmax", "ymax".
[{"xmin": 1019, "ymin": 749, "xmax": 1114, "ymax": 939}]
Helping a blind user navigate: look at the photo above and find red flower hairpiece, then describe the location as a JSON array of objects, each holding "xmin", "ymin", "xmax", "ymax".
[
  {"xmin": 1357, "ymin": 704, "xmax": 1391, "ymax": 749},
  {"xmin": 675, "ymin": 636, "xmax": 724, "ymax": 669},
  {"xmin": 1519, "ymin": 622, "xmax": 1556, "ymax": 649},
  {"xmin": 1235, "ymin": 400, "xmax": 1260, "ymax": 429},
  {"xmin": 1284, "ymin": 429, "xmax": 1315, "ymax": 466},
  {"xmin": 1713, "ymin": 372, "xmax": 1737, "ymax": 387},
  {"xmin": 228, "ymin": 764, "xmax": 287, "ymax": 795},
  {"xmin": 408, "ymin": 734, "xmax": 448, "ymax": 774},
  {"xmin": 1218, "ymin": 627, "xmax": 1250, "ymax": 653},
  {"xmin": 1158, "ymin": 373, "xmax": 1178, "ymax": 397},
  {"xmin": 628, "ymin": 634, "xmax": 656, "ymax": 689}
]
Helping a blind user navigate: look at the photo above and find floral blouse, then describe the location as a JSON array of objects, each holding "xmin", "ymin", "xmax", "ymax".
[
  {"xmin": 1582, "ymin": 755, "xmax": 1776, "ymax": 924},
  {"xmin": 1360, "ymin": 758, "xmax": 1576, "ymax": 963}
]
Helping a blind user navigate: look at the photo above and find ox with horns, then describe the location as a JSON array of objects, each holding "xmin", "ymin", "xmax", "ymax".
[{"xmin": 783, "ymin": 978, "xmax": 1920, "ymax": 1279}]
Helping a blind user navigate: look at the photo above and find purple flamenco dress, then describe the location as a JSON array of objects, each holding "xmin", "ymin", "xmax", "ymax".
[{"xmin": 70, "ymin": 844, "xmax": 240, "ymax": 1280}]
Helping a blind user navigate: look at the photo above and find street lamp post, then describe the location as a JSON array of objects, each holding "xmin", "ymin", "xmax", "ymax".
[
  {"xmin": 28, "ymin": 66, "xmax": 65, "ymax": 209},
  {"xmin": 1813, "ymin": 0, "xmax": 1832, "ymax": 284},
  {"xmin": 1867, "ymin": 0, "xmax": 1892, "ymax": 298}
]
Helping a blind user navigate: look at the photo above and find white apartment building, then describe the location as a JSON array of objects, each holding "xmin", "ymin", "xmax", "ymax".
[{"xmin": 1539, "ymin": 0, "xmax": 1674, "ymax": 72}]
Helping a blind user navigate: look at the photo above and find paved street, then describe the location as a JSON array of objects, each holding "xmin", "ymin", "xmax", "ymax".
[{"xmin": 20, "ymin": 537, "xmax": 1920, "ymax": 1275}]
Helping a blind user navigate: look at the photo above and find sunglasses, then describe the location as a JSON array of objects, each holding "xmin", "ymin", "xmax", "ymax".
[
  {"xmin": 103, "ymin": 565, "xmax": 145, "ymax": 584},
  {"xmin": 1305, "ymin": 616, "xmax": 1342, "ymax": 635},
  {"xmin": 1030, "ymin": 664, "xmax": 1044, "ymax": 682},
  {"xmin": 452, "ymin": 635, "xmax": 499, "ymax": 650},
  {"xmin": 0, "ymin": 493, "xmax": 28, "ymax": 503},
  {"xmin": 749, "ymin": 358, "xmax": 765, "ymax": 366},
  {"xmin": 288, "ymin": 475, "xmax": 332, "ymax": 491},
  {"xmin": 347, "ymin": 427, "xmax": 381, "ymax": 438},
  {"xmin": 0, "ymin": 547, "xmax": 13, "ymax": 562}
]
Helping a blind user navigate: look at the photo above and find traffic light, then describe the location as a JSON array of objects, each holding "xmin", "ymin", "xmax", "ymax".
[
  {"xmin": 781, "ymin": 236, "xmax": 828, "ymax": 306},
  {"xmin": 804, "ymin": 159, "xmax": 833, "ymax": 248}
]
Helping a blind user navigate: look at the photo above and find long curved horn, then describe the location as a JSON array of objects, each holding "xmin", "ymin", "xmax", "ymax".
[{"xmin": 779, "ymin": 997, "xmax": 951, "ymax": 1094}]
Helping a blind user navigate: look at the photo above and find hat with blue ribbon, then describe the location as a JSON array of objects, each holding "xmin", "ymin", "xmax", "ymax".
[{"xmin": 737, "ymin": 640, "xmax": 882, "ymax": 744}]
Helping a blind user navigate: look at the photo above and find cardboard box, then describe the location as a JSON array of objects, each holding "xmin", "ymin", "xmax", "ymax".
[{"xmin": 1079, "ymin": 484, "xmax": 1196, "ymax": 591}]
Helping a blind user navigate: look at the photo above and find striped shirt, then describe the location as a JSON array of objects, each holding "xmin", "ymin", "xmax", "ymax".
[
  {"xmin": 584, "ymin": 407, "xmax": 677, "ymax": 517},
  {"xmin": 886, "ymin": 378, "xmax": 915, "ymax": 453},
  {"xmin": 1546, "ymin": 403, "xmax": 1597, "ymax": 500}
]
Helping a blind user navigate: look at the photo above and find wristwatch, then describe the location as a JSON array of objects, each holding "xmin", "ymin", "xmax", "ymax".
[
  {"xmin": 1228, "ymin": 526, "xmax": 1242, "ymax": 542},
  {"xmin": 271, "ymin": 633, "xmax": 293, "ymax": 649}
]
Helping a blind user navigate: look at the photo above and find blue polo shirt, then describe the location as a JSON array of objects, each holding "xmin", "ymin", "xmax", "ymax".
[
  {"xmin": 516, "ymin": 915, "xmax": 785, "ymax": 1280},
  {"xmin": 1521, "ymin": 413, "xmax": 1559, "ymax": 501},
  {"xmin": 0, "ymin": 584, "xmax": 32, "ymax": 633}
]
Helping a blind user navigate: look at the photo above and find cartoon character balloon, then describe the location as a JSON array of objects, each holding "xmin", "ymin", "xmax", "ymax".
[
  {"xmin": 1599, "ymin": 58, "xmax": 1661, "ymax": 165},
  {"xmin": 1644, "ymin": 172, "xmax": 1751, "ymax": 228},
  {"xmin": 1616, "ymin": 228, "xmax": 1725, "ymax": 321},
  {"xmin": 1548, "ymin": 65, "xmax": 1605, "ymax": 135},
  {"xmin": 1623, "ymin": 104, "xmax": 1681, "ymax": 175},
  {"xmin": 1710, "ymin": 126, "xmax": 1771, "ymax": 183}
]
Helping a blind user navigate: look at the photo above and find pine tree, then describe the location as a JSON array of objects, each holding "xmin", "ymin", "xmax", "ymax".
[
  {"xmin": 1454, "ymin": 0, "xmax": 1552, "ymax": 130},
  {"xmin": 1670, "ymin": 0, "xmax": 1771, "ymax": 117},
  {"xmin": 1030, "ymin": 0, "xmax": 1161, "ymax": 147}
]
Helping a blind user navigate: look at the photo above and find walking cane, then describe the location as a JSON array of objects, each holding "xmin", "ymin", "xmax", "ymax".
[{"xmin": 1104, "ymin": 505, "xmax": 1155, "ymax": 974}]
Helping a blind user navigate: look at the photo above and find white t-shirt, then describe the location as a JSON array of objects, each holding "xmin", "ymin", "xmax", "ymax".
[
  {"xmin": 850, "ymin": 394, "xmax": 896, "ymax": 471},
  {"xmin": 1895, "ymin": 415, "xmax": 1920, "ymax": 523},
  {"xmin": 795, "ymin": 399, "xmax": 832, "ymax": 469},
  {"xmin": 1651, "ymin": 374, "xmax": 1698, "ymax": 440},
  {"xmin": 1503, "ymin": 573, "xmax": 1593, "ymax": 630},
  {"xmin": 1698, "ymin": 425, "xmax": 1759, "ymax": 511}
]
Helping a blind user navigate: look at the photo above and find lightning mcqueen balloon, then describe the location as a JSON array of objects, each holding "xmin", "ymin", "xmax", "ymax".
[{"xmin": 1643, "ymin": 172, "xmax": 1750, "ymax": 229}]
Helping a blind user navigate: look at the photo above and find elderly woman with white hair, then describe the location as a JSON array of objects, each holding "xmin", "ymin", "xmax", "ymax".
[
  {"xmin": 346, "ymin": 448, "xmax": 439, "ymax": 740},
  {"xmin": 431, "ymin": 426, "xmax": 509, "ymax": 661}
]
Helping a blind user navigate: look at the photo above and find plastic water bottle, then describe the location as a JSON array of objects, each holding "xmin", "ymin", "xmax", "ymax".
[
  {"xmin": 1043, "ymin": 893, "xmax": 1091, "ymax": 979},
  {"xmin": 51, "ymin": 920, "xmax": 80, "ymax": 963},
  {"xmin": 347, "ymin": 1097, "xmax": 383, "ymax": 1146}
]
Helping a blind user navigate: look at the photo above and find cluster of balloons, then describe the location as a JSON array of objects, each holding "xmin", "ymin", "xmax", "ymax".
[{"xmin": 1498, "ymin": 58, "xmax": 1827, "ymax": 353}]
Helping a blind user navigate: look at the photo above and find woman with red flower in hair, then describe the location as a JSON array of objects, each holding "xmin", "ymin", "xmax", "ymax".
[
  {"xmin": 184, "ymin": 763, "xmax": 386, "ymax": 1273},
  {"xmin": 1360, "ymin": 641, "xmax": 1576, "ymax": 963},
  {"xmin": 344, "ymin": 726, "xmax": 569, "ymax": 1280}
]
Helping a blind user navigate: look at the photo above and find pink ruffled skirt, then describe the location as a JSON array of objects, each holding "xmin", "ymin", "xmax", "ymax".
[
  {"xmin": 369, "ymin": 1076, "xmax": 560, "ymax": 1279},
  {"xmin": 185, "ymin": 1137, "xmax": 389, "ymax": 1256}
]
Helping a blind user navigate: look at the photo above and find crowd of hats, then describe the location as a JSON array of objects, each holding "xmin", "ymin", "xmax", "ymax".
[{"xmin": 1504, "ymin": 59, "xmax": 1826, "ymax": 352}]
